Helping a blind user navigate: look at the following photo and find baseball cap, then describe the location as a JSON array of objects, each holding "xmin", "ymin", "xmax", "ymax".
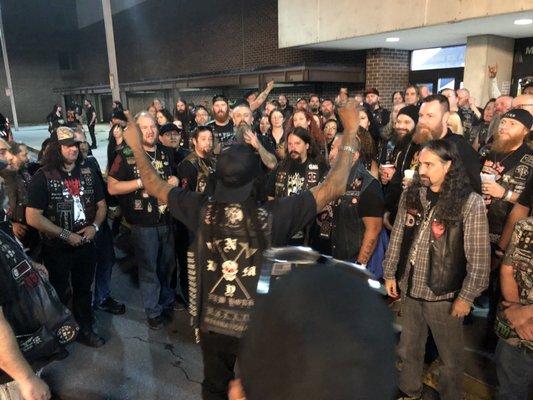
[
  {"xmin": 56, "ymin": 127, "xmax": 80, "ymax": 146},
  {"xmin": 502, "ymin": 108, "xmax": 533, "ymax": 130},
  {"xmin": 239, "ymin": 264, "xmax": 396, "ymax": 400},
  {"xmin": 364, "ymin": 87, "xmax": 380, "ymax": 96},
  {"xmin": 212, "ymin": 94, "xmax": 229, "ymax": 105},
  {"xmin": 159, "ymin": 123, "xmax": 183, "ymax": 135},
  {"xmin": 397, "ymin": 104, "xmax": 420, "ymax": 125},
  {"xmin": 213, "ymin": 144, "xmax": 261, "ymax": 203}
]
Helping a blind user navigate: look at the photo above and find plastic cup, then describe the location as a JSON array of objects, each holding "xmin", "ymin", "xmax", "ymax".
[
  {"xmin": 480, "ymin": 173, "xmax": 496, "ymax": 183},
  {"xmin": 404, "ymin": 169, "xmax": 416, "ymax": 180}
]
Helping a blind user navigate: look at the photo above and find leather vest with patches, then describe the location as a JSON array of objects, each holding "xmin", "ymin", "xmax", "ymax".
[
  {"xmin": 188, "ymin": 200, "xmax": 272, "ymax": 338},
  {"xmin": 275, "ymin": 160, "xmax": 322, "ymax": 198},
  {"xmin": 120, "ymin": 145, "xmax": 172, "ymax": 224},
  {"xmin": 183, "ymin": 152, "xmax": 214, "ymax": 193},
  {"xmin": 484, "ymin": 152, "xmax": 533, "ymax": 242},
  {"xmin": 42, "ymin": 164, "xmax": 96, "ymax": 245},
  {"xmin": 398, "ymin": 193, "xmax": 467, "ymax": 295},
  {"xmin": 318, "ymin": 162, "xmax": 374, "ymax": 261}
]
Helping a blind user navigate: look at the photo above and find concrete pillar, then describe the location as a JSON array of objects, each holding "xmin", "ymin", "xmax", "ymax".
[
  {"xmin": 365, "ymin": 48, "xmax": 410, "ymax": 110},
  {"xmin": 463, "ymin": 35, "xmax": 515, "ymax": 108}
]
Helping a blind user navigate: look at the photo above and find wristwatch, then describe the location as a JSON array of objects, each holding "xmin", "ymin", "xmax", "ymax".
[{"xmin": 92, "ymin": 223, "xmax": 99, "ymax": 233}]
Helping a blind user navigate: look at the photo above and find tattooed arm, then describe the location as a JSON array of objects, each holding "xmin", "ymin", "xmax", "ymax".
[
  {"xmin": 249, "ymin": 81, "xmax": 275, "ymax": 112},
  {"xmin": 357, "ymin": 216, "xmax": 382, "ymax": 264},
  {"xmin": 122, "ymin": 112, "xmax": 173, "ymax": 205},
  {"xmin": 311, "ymin": 99, "xmax": 360, "ymax": 213}
]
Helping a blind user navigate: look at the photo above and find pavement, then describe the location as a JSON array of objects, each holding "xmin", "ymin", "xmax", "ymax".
[
  {"xmin": 11, "ymin": 123, "xmax": 499, "ymax": 399},
  {"xmin": 12, "ymin": 123, "xmax": 112, "ymax": 171}
]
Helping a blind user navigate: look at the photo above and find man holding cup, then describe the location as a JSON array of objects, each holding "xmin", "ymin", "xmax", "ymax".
[{"xmin": 480, "ymin": 108, "xmax": 533, "ymax": 351}]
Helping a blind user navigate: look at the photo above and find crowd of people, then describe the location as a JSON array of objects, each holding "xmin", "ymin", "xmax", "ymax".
[{"xmin": 0, "ymin": 63, "xmax": 532, "ymax": 400}]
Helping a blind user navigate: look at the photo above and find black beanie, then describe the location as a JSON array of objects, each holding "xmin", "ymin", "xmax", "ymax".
[{"xmin": 397, "ymin": 104, "xmax": 419, "ymax": 125}]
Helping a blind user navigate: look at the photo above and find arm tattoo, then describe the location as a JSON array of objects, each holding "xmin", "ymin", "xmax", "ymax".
[
  {"xmin": 358, "ymin": 238, "xmax": 377, "ymax": 264},
  {"xmin": 311, "ymin": 130, "xmax": 357, "ymax": 212},
  {"xmin": 257, "ymin": 144, "xmax": 277, "ymax": 170}
]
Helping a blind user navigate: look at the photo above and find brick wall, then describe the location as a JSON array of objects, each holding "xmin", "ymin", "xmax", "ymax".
[
  {"xmin": 365, "ymin": 48, "xmax": 410, "ymax": 110},
  {"xmin": 76, "ymin": 0, "xmax": 365, "ymax": 86}
]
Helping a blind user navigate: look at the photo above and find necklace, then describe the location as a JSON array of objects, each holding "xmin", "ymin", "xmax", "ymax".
[{"xmin": 145, "ymin": 148, "xmax": 157, "ymax": 163}]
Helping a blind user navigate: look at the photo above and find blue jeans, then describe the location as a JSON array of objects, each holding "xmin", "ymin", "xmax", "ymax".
[
  {"xmin": 131, "ymin": 224, "xmax": 176, "ymax": 318},
  {"xmin": 495, "ymin": 339, "xmax": 533, "ymax": 400},
  {"xmin": 93, "ymin": 221, "xmax": 115, "ymax": 306}
]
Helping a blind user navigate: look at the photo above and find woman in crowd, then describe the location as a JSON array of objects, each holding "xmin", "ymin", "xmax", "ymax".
[
  {"xmin": 392, "ymin": 90, "xmax": 405, "ymax": 106},
  {"xmin": 156, "ymin": 109, "xmax": 173, "ymax": 128},
  {"xmin": 471, "ymin": 98, "xmax": 496, "ymax": 151},
  {"xmin": 267, "ymin": 109, "xmax": 287, "ymax": 160},
  {"xmin": 46, "ymin": 104, "xmax": 64, "ymax": 134},
  {"xmin": 358, "ymin": 107, "xmax": 379, "ymax": 178}
]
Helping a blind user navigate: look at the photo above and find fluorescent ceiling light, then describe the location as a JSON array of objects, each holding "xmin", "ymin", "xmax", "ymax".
[
  {"xmin": 386, "ymin": 37, "xmax": 400, "ymax": 42},
  {"xmin": 514, "ymin": 18, "xmax": 533, "ymax": 25}
]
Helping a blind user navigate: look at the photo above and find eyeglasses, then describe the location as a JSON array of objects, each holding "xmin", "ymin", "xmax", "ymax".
[{"xmin": 163, "ymin": 131, "xmax": 181, "ymax": 137}]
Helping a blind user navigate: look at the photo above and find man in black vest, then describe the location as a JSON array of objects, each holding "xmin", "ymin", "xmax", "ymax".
[
  {"xmin": 178, "ymin": 126, "xmax": 215, "ymax": 194},
  {"xmin": 384, "ymin": 95, "xmax": 482, "ymax": 228},
  {"xmin": 121, "ymin": 97, "xmax": 361, "ymax": 400},
  {"xmin": 383, "ymin": 140, "xmax": 490, "ymax": 400},
  {"xmin": 26, "ymin": 127, "xmax": 107, "ymax": 347},
  {"xmin": 108, "ymin": 112, "xmax": 180, "ymax": 330},
  {"xmin": 313, "ymin": 133, "xmax": 383, "ymax": 264},
  {"xmin": 0, "ymin": 141, "xmax": 51, "ymax": 399},
  {"xmin": 480, "ymin": 108, "xmax": 533, "ymax": 351}
]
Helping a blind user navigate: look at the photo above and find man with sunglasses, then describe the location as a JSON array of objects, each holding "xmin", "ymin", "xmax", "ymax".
[{"xmin": 26, "ymin": 127, "xmax": 107, "ymax": 347}]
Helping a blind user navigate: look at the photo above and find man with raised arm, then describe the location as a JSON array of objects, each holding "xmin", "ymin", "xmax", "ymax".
[{"xmin": 121, "ymin": 98, "xmax": 360, "ymax": 400}]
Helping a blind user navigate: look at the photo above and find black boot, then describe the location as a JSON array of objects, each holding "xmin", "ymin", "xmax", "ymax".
[{"xmin": 77, "ymin": 328, "xmax": 105, "ymax": 348}]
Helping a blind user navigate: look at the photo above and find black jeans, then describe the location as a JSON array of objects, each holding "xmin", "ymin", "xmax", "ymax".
[
  {"xmin": 200, "ymin": 331, "xmax": 239, "ymax": 400},
  {"xmin": 88, "ymin": 124, "xmax": 96, "ymax": 147},
  {"xmin": 42, "ymin": 242, "xmax": 97, "ymax": 330}
]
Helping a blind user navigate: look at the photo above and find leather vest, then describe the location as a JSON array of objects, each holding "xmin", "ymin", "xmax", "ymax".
[
  {"xmin": 189, "ymin": 200, "xmax": 272, "ymax": 337},
  {"xmin": 483, "ymin": 151, "xmax": 533, "ymax": 242},
  {"xmin": 275, "ymin": 159, "xmax": 323, "ymax": 198},
  {"xmin": 427, "ymin": 218, "xmax": 467, "ymax": 295},
  {"xmin": 318, "ymin": 162, "xmax": 374, "ymax": 261},
  {"xmin": 42, "ymin": 164, "xmax": 96, "ymax": 244},
  {"xmin": 119, "ymin": 145, "xmax": 172, "ymax": 223},
  {"xmin": 400, "ymin": 200, "xmax": 468, "ymax": 295},
  {"xmin": 183, "ymin": 152, "xmax": 214, "ymax": 193}
]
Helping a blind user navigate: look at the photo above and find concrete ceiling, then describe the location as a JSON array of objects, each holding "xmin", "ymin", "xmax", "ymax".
[{"xmin": 301, "ymin": 11, "xmax": 533, "ymax": 51}]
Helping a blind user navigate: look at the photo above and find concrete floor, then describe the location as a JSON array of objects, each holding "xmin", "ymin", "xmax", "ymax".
[
  {"xmin": 12, "ymin": 123, "xmax": 500, "ymax": 400},
  {"xmin": 42, "ymin": 262, "xmax": 203, "ymax": 400}
]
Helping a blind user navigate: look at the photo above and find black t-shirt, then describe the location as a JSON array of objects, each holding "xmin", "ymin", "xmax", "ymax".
[
  {"xmin": 518, "ymin": 175, "xmax": 533, "ymax": 210},
  {"xmin": 209, "ymin": 120, "xmax": 235, "ymax": 148},
  {"xmin": 167, "ymin": 188, "xmax": 317, "ymax": 246},
  {"xmin": 27, "ymin": 164, "xmax": 104, "ymax": 215},
  {"xmin": 177, "ymin": 156, "xmax": 215, "ymax": 194},
  {"xmin": 86, "ymin": 106, "xmax": 96, "ymax": 126},
  {"xmin": 359, "ymin": 179, "xmax": 385, "ymax": 218},
  {"xmin": 108, "ymin": 145, "xmax": 174, "ymax": 226}
]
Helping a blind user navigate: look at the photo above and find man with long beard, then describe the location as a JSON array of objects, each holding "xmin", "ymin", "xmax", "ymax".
[
  {"xmin": 480, "ymin": 109, "xmax": 533, "ymax": 351},
  {"xmin": 384, "ymin": 96, "xmax": 481, "ymax": 227},
  {"xmin": 273, "ymin": 128, "xmax": 329, "ymax": 244},
  {"xmin": 379, "ymin": 105, "xmax": 418, "ymax": 186},
  {"xmin": 208, "ymin": 94, "xmax": 234, "ymax": 153},
  {"xmin": 384, "ymin": 139, "xmax": 490, "ymax": 400}
]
